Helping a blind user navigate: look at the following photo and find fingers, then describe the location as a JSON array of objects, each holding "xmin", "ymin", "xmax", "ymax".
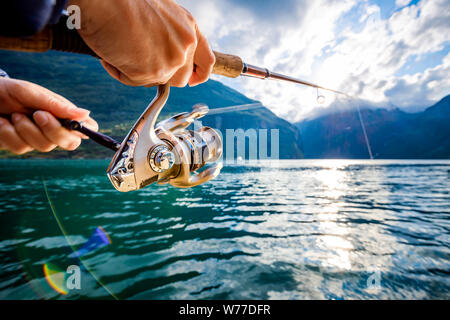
[
  {"xmin": 33, "ymin": 111, "xmax": 82, "ymax": 151},
  {"xmin": 101, "ymin": 61, "xmax": 145, "ymax": 87},
  {"xmin": 0, "ymin": 77, "xmax": 95, "ymax": 155},
  {"xmin": 11, "ymin": 113, "xmax": 56, "ymax": 152},
  {"xmin": 169, "ymin": 39, "xmax": 197, "ymax": 87},
  {"xmin": 0, "ymin": 111, "xmax": 96, "ymax": 155},
  {"xmin": 100, "ymin": 61, "xmax": 123, "ymax": 84},
  {"xmin": 0, "ymin": 117, "xmax": 33, "ymax": 155},
  {"xmin": 2, "ymin": 78, "xmax": 91, "ymax": 120},
  {"xmin": 168, "ymin": 26, "xmax": 214, "ymax": 88},
  {"xmin": 83, "ymin": 117, "xmax": 99, "ymax": 132},
  {"xmin": 189, "ymin": 27, "xmax": 215, "ymax": 87},
  {"xmin": 71, "ymin": 116, "xmax": 99, "ymax": 140}
]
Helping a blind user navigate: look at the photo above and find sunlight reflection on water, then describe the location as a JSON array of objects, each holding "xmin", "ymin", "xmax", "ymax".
[{"xmin": 0, "ymin": 159, "xmax": 449, "ymax": 299}]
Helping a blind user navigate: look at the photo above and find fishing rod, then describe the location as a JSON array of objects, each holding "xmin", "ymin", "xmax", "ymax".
[
  {"xmin": 0, "ymin": 16, "xmax": 353, "ymax": 191},
  {"xmin": 0, "ymin": 16, "xmax": 347, "ymax": 97}
]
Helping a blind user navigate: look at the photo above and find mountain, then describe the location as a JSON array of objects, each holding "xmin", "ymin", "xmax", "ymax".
[
  {"xmin": 296, "ymin": 96, "xmax": 450, "ymax": 159},
  {"xmin": 0, "ymin": 50, "xmax": 303, "ymax": 159}
]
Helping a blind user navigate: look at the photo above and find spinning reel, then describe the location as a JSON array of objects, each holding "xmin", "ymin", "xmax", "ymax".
[
  {"xmin": 0, "ymin": 13, "xmax": 351, "ymax": 191},
  {"xmin": 64, "ymin": 84, "xmax": 223, "ymax": 191},
  {"xmin": 107, "ymin": 84, "xmax": 222, "ymax": 191}
]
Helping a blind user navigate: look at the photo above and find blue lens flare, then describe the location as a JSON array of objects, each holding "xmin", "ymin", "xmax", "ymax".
[{"xmin": 69, "ymin": 226, "xmax": 112, "ymax": 259}]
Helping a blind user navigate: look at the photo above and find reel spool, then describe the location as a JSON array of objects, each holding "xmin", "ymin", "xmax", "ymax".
[{"xmin": 106, "ymin": 84, "xmax": 223, "ymax": 192}]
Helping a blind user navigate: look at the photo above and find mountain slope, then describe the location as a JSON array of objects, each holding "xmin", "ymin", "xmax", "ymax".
[
  {"xmin": 296, "ymin": 96, "xmax": 450, "ymax": 159},
  {"xmin": 0, "ymin": 50, "xmax": 303, "ymax": 159}
]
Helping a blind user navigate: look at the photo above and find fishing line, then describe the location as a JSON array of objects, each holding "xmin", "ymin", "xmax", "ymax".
[
  {"xmin": 206, "ymin": 103, "xmax": 263, "ymax": 116},
  {"xmin": 356, "ymin": 103, "xmax": 374, "ymax": 159},
  {"xmin": 204, "ymin": 93, "xmax": 374, "ymax": 160},
  {"xmin": 42, "ymin": 178, "xmax": 119, "ymax": 300},
  {"xmin": 0, "ymin": 16, "xmax": 374, "ymax": 160},
  {"xmin": 340, "ymin": 93, "xmax": 374, "ymax": 160}
]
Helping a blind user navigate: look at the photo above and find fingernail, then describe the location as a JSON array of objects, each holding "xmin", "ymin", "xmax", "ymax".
[
  {"xmin": 11, "ymin": 113, "xmax": 23, "ymax": 123},
  {"xmin": 34, "ymin": 111, "xmax": 48, "ymax": 126}
]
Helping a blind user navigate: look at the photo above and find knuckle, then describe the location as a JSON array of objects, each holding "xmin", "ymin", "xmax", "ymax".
[
  {"xmin": 174, "ymin": 81, "xmax": 187, "ymax": 88},
  {"xmin": 4, "ymin": 81, "xmax": 25, "ymax": 102},
  {"xmin": 37, "ymin": 144, "xmax": 55, "ymax": 153},
  {"xmin": 197, "ymin": 74, "xmax": 209, "ymax": 84},
  {"xmin": 0, "ymin": 123, "xmax": 12, "ymax": 136},
  {"xmin": 12, "ymin": 119, "xmax": 26, "ymax": 131},
  {"xmin": 126, "ymin": 70, "xmax": 161, "ymax": 86},
  {"xmin": 181, "ymin": 31, "xmax": 196, "ymax": 50},
  {"xmin": 154, "ymin": 68, "xmax": 168, "ymax": 81},
  {"xmin": 7, "ymin": 81, "xmax": 22, "ymax": 94},
  {"xmin": 176, "ymin": 25, "xmax": 197, "ymax": 52},
  {"xmin": 126, "ymin": 69, "xmax": 146, "ymax": 81},
  {"xmin": 12, "ymin": 80, "xmax": 35, "ymax": 99},
  {"xmin": 207, "ymin": 51, "xmax": 216, "ymax": 67},
  {"xmin": 10, "ymin": 80, "xmax": 29, "ymax": 93},
  {"xmin": 151, "ymin": 68, "xmax": 171, "ymax": 84},
  {"xmin": 170, "ymin": 53, "xmax": 186, "ymax": 70},
  {"xmin": 44, "ymin": 95, "xmax": 62, "ymax": 111},
  {"xmin": 12, "ymin": 146, "xmax": 30, "ymax": 155},
  {"xmin": 171, "ymin": 77, "xmax": 188, "ymax": 88}
]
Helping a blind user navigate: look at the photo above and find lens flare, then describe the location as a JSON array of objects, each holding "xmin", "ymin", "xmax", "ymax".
[
  {"xmin": 43, "ymin": 263, "xmax": 68, "ymax": 295},
  {"xmin": 42, "ymin": 179, "xmax": 118, "ymax": 299},
  {"xmin": 69, "ymin": 226, "xmax": 112, "ymax": 259}
]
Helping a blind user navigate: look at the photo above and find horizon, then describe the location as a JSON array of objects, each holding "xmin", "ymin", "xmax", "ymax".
[
  {"xmin": 296, "ymin": 91, "xmax": 449, "ymax": 122},
  {"xmin": 206, "ymin": 77, "xmax": 449, "ymax": 123}
]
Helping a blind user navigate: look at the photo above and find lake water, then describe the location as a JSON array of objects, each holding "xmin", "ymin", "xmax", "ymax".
[{"xmin": 0, "ymin": 159, "xmax": 449, "ymax": 299}]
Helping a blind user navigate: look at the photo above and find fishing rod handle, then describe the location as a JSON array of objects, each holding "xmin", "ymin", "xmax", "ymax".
[
  {"xmin": 0, "ymin": 17, "xmax": 245, "ymax": 79},
  {"xmin": 60, "ymin": 119, "xmax": 120, "ymax": 152},
  {"xmin": 212, "ymin": 51, "xmax": 243, "ymax": 78},
  {"xmin": 0, "ymin": 17, "xmax": 97, "ymax": 57}
]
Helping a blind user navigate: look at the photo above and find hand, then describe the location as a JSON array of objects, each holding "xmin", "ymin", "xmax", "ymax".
[
  {"xmin": 0, "ymin": 78, "xmax": 98, "ymax": 155},
  {"xmin": 69, "ymin": 0, "xmax": 215, "ymax": 87}
]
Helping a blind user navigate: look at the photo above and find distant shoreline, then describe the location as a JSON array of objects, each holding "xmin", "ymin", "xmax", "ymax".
[{"xmin": 1, "ymin": 158, "xmax": 449, "ymax": 161}]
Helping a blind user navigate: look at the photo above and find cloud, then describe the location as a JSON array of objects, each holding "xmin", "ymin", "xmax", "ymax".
[
  {"xmin": 395, "ymin": 0, "xmax": 411, "ymax": 8},
  {"xmin": 385, "ymin": 52, "xmax": 450, "ymax": 110},
  {"xmin": 179, "ymin": 0, "xmax": 450, "ymax": 121}
]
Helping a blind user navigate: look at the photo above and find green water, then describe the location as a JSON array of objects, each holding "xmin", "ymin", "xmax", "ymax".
[{"xmin": 0, "ymin": 159, "xmax": 449, "ymax": 299}]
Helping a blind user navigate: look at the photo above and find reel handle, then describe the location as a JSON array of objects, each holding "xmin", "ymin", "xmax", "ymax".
[{"xmin": 171, "ymin": 162, "xmax": 223, "ymax": 188}]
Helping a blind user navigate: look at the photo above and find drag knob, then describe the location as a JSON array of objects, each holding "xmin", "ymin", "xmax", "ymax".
[{"xmin": 149, "ymin": 145, "xmax": 175, "ymax": 173}]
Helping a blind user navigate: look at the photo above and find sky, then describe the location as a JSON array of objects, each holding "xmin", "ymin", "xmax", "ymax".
[{"xmin": 178, "ymin": 0, "xmax": 450, "ymax": 121}]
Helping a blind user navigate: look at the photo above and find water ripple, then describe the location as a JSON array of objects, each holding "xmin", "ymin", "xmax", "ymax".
[{"xmin": 0, "ymin": 159, "xmax": 449, "ymax": 299}]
